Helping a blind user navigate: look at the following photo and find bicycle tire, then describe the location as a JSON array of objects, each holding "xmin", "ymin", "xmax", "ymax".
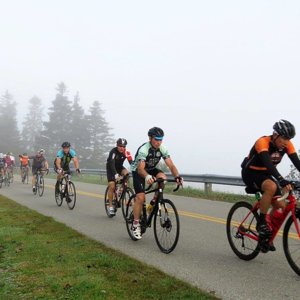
[
  {"xmin": 104, "ymin": 186, "xmax": 117, "ymax": 217},
  {"xmin": 66, "ymin": 181, "xmax": 76, "ymax": 210},
  {"xmin": 283, "ymin": 215, "xmax": 300, "ymax": 276},
  {"xmin": 38, "ymin": 176, "xmax": 44, "ymax": 197},
  {"xmin": 125, "ymin": 195, "xmax": 140, "ymax": 241},
  {"xmin": 55, "ymin": 181, "xmax": 63, "ymax": 207},
  {"xmin": 0, "ymin": 177, "xmax": 2, "ymax": 188},
  {"xmin": 226, "ymin": 201, "xmax": 260, "ymax": 261},
  {"xmin": 153, "ymin": 199, "xmax": 180, "ymax": 254},
  {"xmin": 121, "ymin": 187, "xmax": 134, "ymax": 220}
]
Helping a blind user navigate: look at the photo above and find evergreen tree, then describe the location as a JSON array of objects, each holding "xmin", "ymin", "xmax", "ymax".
[
  {"xmin": 41, "ymin": 82, "xmax": 72, "ymax": 157},
  {"xmin": 287, "ymin": 150, "xmax": 300, "ymax": 180},
  {"xmin": 86, "ymin": 101, "xmax": 114, "ymax": 168},
  {"xmin": 69, "ymin": 92, "xmax": 90, "ymax": 164},
  {"xmin": 21, "ymin": 96, "xmax": 44, "ymax": 153},
  {"xmin": 0, "ymin": 91, "xmax": 21, "ymax": 154}
]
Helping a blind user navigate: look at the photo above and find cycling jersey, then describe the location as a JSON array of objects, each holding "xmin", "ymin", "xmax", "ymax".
[
  {"xmin": 0, "ymin": 158, "xmax": 6, "ymax": 168},
  {"xmin": 55, "ymin": 149, "xmax": 76, "ymax": 170},
  {"xmin": 20, "ymin": 155, "xmax": 30, "ymax": 166},
  {"xmin": 30, "ymin": 155, "xmax": 46, "ymax": 171},
  {"xmin": 131, "ymin": 142, "xmax": 170, "ymax": 172},
  {"xmin": 5, "ymin": 155, "xmax": 15, "ymax": 167}
]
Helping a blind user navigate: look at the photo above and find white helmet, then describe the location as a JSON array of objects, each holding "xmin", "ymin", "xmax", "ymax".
[
  {"xmin": 0, "ymin": 153, "xmax": 3, "ymax": 159},
  {"xmin": 38, "ymin": 149, "xmax": 45, "ymax": 155}
]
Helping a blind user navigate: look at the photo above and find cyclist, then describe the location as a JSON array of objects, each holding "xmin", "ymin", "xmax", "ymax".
[
  {"xmin": 5, "ymin": 152, "xmax": 15, "ymax": 181},
  {"xmin": 106, "ymin": 138, "xmax": 133, "ymax": 216},
  {"xmin": 0, "ymin": 153, "xmax": 6, "ymax": 182},
  {"xmin": 54, "ymin": 142, "xmax": 80, "ymax": 197},
  {"xmin": 19, "ymin": 153, "xmax": 30, "ymax": 182},
  {"xmin": 30, "ymin": 149, "xmax": 49, "ymax": 193},
  {"xmin": 130, "ymin": 127, "xmax": 183, "ymax": 240},
  {"xmin": 241, "ymin": 119, "xmax": 300, "ymax": 251}
]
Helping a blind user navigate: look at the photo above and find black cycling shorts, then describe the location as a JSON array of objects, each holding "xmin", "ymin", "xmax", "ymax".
[
  {"xmin": 241, "ymin": 168, "xmax": 281, "ymax": 196},
  {"xmin": 106, "ymin": 165, "xmax": 126, "ymax": 182},
  {"xmin": 132, "ymin": 168, "xmax": 163, "ymax": 194}
]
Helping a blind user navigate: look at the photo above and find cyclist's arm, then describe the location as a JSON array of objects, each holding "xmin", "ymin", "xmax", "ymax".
[
  {"xmin": 289, "ymin": 153, "xmax": 300, "ymax": 172},
  {"xmin": 44, "ymin": 160, "xmax": 49, "ymax": 170},
  {"xmin": 56, "ymin": 158, "xmax": 62, "ymax": 169},
  {"xmin": 258, "ymin": 151, "xmax": 282, "ymax": 179},
  {"xmin": 137, "ymin": 160, "xmax": 149, "ymax": 178},
  {"xmin": 164, "ymin": 157, "xmax": 180, "ymax": 177},
  {"xmin": 72, "ymin": 156, "xmax": 79, "ymax": 169}
]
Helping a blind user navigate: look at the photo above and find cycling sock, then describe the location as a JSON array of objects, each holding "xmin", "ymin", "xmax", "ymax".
[{"xmin": 133, "ymin": 220, "xmax": 139, "ymax": 225}]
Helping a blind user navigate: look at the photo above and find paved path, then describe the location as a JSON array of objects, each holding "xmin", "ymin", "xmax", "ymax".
[{"xmin": 1, "ymin": 177, "xmax": 300, "ymax": 300}]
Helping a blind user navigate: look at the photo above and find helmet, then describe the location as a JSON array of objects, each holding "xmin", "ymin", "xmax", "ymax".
[
  {"xmin": 148, "ymin": 127, "xmax": 164, "ymax": 140},
  {"xmin": 23, "ymin": 153, "xmax": 28, "ymax": 156},
  {"xmin": 39, "ymin": 149, "xmax": 45, "ymax": 155},
  {"xmin": 61, "ymin": 141, "xmax": 71, "ymax": 148},
  {"xmin": 273, "ymin": 119, "xmax": 296, "ymax": 139},
  {"xmin": 0, "ymin": 153, "xmax": 3, "ymax": 159},
  {"xmin": 116, "ymin": 138, "xmax": 127, "ymax": 147},
  {"xmin": 7, "ymin": 152, "xmax": 12, "ymax": 156}
]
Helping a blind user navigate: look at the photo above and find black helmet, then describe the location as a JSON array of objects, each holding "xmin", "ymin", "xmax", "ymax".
[
  {"xmin": 273, "ymin": 119, "xmax": 296, "ymax": 139},
  {"xmin": 61, "ymin": 141, "xmax": 71, "ymax": 148},
  {"xmin": 23, "ymin": 152, "xmax": 28, "ymax": 156},
  {"xmin": 116, "ymin": 138, "xmax": 127, "ymax": 147},
  {"xmin": 148, "ymin": 127, "xmax": 164, "ymax": 140}
]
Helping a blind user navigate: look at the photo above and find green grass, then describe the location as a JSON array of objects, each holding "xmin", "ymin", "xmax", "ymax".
[{"xmin": 0, "ymin": 195, "xmax": 217, "ymax": 300}]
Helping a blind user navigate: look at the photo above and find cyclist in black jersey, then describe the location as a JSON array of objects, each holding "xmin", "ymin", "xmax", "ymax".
[
  {"xmin": 130, "ymin": 127, "xmax": 183, "ymax": 240},
  {"xmin": 106, "ymin": 138, "xmax": 133, "ymax": 216}
]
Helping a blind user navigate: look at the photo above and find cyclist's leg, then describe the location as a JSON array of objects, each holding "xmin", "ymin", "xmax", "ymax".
[
  {"xmin": 132, "ymin": 171, "xmax": 146, "ymax": 239},
  {"xmin": 147, "ymin": 169, "xmax": 166, "ymax": 211},
  {"xmin": 32, "ymin": 168, "xmax": 37, "ymax": 191},
  {"xmin": 107, "ymin": 181, "xmax": 116, "ymax": 206}
]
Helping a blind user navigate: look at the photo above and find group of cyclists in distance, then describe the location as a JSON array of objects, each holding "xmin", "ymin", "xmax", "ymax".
[{"xmin": 1, "ymin": 120, "xmax": 300, "ymax": 249}]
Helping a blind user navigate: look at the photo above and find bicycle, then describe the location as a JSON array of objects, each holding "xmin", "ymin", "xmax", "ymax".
[
  {"xmin": 21, "ymin": 166, "xmax": 29, "ymax": 184},
  {"xmin": 125, "ymin": 178, "xmax": 182, "ymax": 254},
  {"xmin": 33, "ymin": 169, "xmax": 47, "ymax": 197},
  {"xmin": 226, "ymin": 181, "xmax": 300, "ymax": 276},
  {"xmin": 4, "ymin": 170, "xmax": 10, "ymax": 187},
  {"xmin": 55, "ymin": 172, "xmax": 76, "ymax": 210},
  {"xmin": 104, "ymin": 175, "xmax": 134, "ymax": 219}
]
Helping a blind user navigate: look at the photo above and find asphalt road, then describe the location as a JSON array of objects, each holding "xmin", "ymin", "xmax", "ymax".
[{"xmin": 1, "ymin": 177, "xmax": 300, "ymax": 300}]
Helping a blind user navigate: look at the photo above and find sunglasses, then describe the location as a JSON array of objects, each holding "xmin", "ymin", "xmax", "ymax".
[{"xmin": 154, "ymin": 137, "xmax": 163, "ymax": 141}]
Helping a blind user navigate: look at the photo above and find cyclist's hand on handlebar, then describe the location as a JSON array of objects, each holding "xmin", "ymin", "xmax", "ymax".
[
  {"xmin": 76, "ymin": 168, "xmax": 81, "ymax": 175},
  {"xmin": 57, "ymin": 168, "xmax": 63, "ymax": 175},
  {"xmin": 145, "ymin": 174, "xmax": 155, "ymax": 185},
  {"xmin": 46, "ymin": 169, "xmax": 49, "ymax": 175},
  {"xmin": 175, "ymin": 176, "xmax": 183, "ymax": 185},
  {"xmin": 278, "ymin": 177, "xmax": 292, "ymax": 192}
]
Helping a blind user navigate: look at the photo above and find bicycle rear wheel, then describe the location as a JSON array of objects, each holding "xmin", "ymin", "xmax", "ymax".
[
  {"xmin": 153, "ymin": 199, "xmax": 180, "ymax": 254},
  {"xmin": 121, "ymin": 187, "xmax": 134, "ymax": 220},
  {"xmin": 125, "ymin": 195, "xmax": 140, "ymax": 241},
  {"xmin": 283, "ymin": 215, "xmax": 300, "ymax": 276},
  {"xmin": 38, "ymin": 176, "xmax": 44, "ymax": 197},
  {"xmin": 104, "ymin": 186, "xmax": 118, "ymax": 217},
  {"xmin": 66, "ymin": 182, "xmax": 76, "ymax": 210},
  {"xmin": 226, "ymin": 201, "xmax": 260, "ymax": 260}
]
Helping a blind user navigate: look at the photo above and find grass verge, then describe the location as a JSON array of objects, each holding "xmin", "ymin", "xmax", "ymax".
[{"xmin": 0, "ymin": 195, "xmax": 217, "ymax": 300}]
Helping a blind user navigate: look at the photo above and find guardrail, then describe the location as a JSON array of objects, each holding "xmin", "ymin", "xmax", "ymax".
[{"xmin": 77, "ymin": 169, "xmax": 245, "ymax": 193}]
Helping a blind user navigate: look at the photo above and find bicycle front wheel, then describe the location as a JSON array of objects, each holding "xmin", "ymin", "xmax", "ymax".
[
  {"xmin": 283, "ymin": 215, "xmax": 300, "ymax": 276},
  {"xmin": 153, "ymin": 199, "xmax": 180, "ymax": 254},
  {"xmin": 66, "ymin": 182, "xmax": 76, "ymax": 210},
  {"xmin": 55, "ymin": 182, "xmax": 63, "ymax": 207},
  {"xmin": 226, "ymin": 201, "xmax": 260, "ymax": 260},
  {"xmin": 121, "ymin": 187, "xmax": 134, "ymax": 220},
  {"xmin": 38, "ymin": 176, "xmax": 44, "ymax": 197}
]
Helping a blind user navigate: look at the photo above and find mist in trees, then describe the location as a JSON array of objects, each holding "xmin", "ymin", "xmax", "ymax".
[{"xmin": 1, "ymin": 83, "xmax": 114, "ymax": 168}]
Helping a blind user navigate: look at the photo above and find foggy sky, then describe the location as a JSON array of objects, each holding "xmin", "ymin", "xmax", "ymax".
[{"xmin": 1, "ymin": 1, "xmax": 300, "ymax": 176}]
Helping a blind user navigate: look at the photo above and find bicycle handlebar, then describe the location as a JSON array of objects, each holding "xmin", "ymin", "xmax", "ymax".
[{"xmin": 145, "ymin": 178, "xmax": 183, "ymax": 192}]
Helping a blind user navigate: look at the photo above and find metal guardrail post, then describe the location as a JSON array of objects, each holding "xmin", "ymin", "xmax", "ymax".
[{"xmin": 204, "ymin": 183, "xmax": 212, "ymax": 193}]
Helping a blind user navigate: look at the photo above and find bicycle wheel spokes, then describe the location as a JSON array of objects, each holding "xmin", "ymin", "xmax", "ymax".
[
  {"xmin": 283, "ymin": 216, "xmax": 300, "ymax": 276},
  {"xmin": 38, "ymin": 176, "xmax": 44, "ymax": 197},
  {"xmin": 125, "ymin": 196, "xmax": 139, "ymax": 241},
  {"xmin": 55, "ymin": 182, "xmax": 63, "ymax": 207},
  {"xmin": 121, "ymin": 187, "xmax": 134, "ymax": 220},
  {"xmin": 226, "ymin": 201, "xmax": 260, "ymax": 260},
  {"xmin": 154, "ymin": 199, "xmax": 180, "ymax": 254},
  {"xmin": 66, "ymin": 182, "xmax": 76, "ymax": 210}
]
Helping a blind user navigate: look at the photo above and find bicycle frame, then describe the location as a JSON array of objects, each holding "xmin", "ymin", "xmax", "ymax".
[{"xmin": 239, "ymin": 192, "xmax": 300, "ymax": 243}]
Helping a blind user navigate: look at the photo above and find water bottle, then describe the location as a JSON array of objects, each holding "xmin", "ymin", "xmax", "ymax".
[
  {"xmin": 61, "ymin": 183, "xmax": 65, "ymax": 193},
  {"xmin": 117, "ymin": 186, "xmax": 123, "ymax": 197}
]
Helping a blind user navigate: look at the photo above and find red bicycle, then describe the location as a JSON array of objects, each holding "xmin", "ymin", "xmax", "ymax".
[{"xmin": 226, "ymin": 181, "xmax": 300, "ymax": 276}]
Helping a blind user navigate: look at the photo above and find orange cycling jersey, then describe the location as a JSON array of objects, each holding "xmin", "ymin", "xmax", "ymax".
[
  {"xmin": 20, "ymin": 155, "xmax": 29, "ymax": 166},
  {"xmin": 245, "ymin": 136, "xmax": 296, "ymax": 171}
]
